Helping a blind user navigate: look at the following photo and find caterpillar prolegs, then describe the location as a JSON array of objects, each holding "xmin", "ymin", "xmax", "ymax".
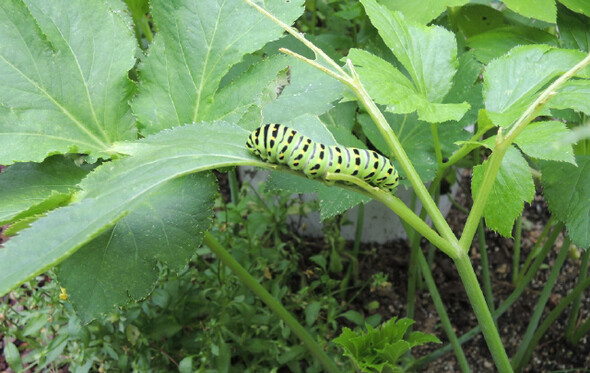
[{"xmin": 246, "ymin": 124, "xmax": 399, "ymax": 192}]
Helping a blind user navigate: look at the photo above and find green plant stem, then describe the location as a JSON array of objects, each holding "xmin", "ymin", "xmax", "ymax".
[
  {"xmin": 572, "ymin": 314, "xmax": 590, "ymax": 343},
  {"xmin": 512, "ymin": 215, "xmax": 522, "ymax": 284},
  {"xmin": 454, "ymin": 252, "xmax": 513, "ymax": 373},
  {"xmin": 511, "ymin": 235, "xmax": 570, "ymax": 371},
  {"xmin": 417, "ymin": 224, "xmax": 563, "ymax": 367},
  {"xmin": 565, "ymin": 246, "xmax": 589, "ymax": 342},
  {"xmin": 203, "ymin": 232, "xmax": 341, "ymax": 373},
  {"xmin": 326, "ymin": 172, "xmax": 457, "ymax": 257},
  {"xmin": 516, "ymin": 215, "xmax": 556, "ymax": 283},
  {"xmin": 477, "ymin": 220, "xmax": 495, "ymax": 314},
  {"xmin": 417, "ymin": 250, "xmax": 471, "ymax": 372},
  {"xmin": 515, "ymin": 274, "xmax": 590, "ymax": 371},
  {"xmin": 459, "ymin": 52, "xmax": 590, "ymax": 252}
]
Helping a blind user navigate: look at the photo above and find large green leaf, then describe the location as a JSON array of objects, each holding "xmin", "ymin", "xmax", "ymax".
[
  {"xmin": 502, "ymin": 0, "xmax": 557, "ymax": 23},
  {"xmin": 0, "ymin": 156, "xmax": 93, "ymax": 225},
  {"xmin": 541, "ymin": 156, "xmax": 590, "ymax": 249},
  {"xmin": 0, "ymin": 0, "xmax": 137, "ymax": 165},
  {"xmin": 549, "ymin": 80, "xmax": 590, "ymax": 116},
  {"xmin": 557, "ymin": 4, "xmax": 590, "ymax": 51},
  {"xmin": 57, "ymin": 173, "xmax": 217, "ymax": 323},
  {"xmin": 360, "ymin": 0, "xmax": 458, "ymax": 101},
  {"xmin": 467, "ymin": 26, "xmax": 557, "ymax": 64},
  {"xmin": 357, "ymin": 0, "xmax": 468, "ymax": 122},
  {"xmin": 483, "ymin": 45, "xmax": 590, "ymax": 127},
  {"xmin": 514, "ymin": 121, "xmax": 575, "ymax": 164},
  {"xmin": 472, "ymin": 146, "xmax": 535, "ymax": 237},
  {"xmin": 0, "ymin": 122, "xmax": 260, "ymax": 296},
  {"xmin": 132, "ymin": 0, "xmax": 304, "ymax": 134},
  {"xmin": 559, "ymin": 0, "xmax": 590, "ymax": 17},
  {"xmin": 381, "ymin": 0, "xmax": 468, "ymax": 25},
  {"xmin": 262, "ymin": 60, "xmax": 344, "ymax": 124}
]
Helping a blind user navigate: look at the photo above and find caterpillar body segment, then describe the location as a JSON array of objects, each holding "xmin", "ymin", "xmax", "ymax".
[{"xmin": 246, "ymin": 124, "xmax": 399, "ymax": 192}]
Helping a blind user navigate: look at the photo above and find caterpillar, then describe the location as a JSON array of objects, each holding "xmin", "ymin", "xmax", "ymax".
[{"xmin": 246, "ymin": 124, "xmax": 399, "ymax": 192}]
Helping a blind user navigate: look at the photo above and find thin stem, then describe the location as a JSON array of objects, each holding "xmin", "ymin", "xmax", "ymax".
[
  {"xmin": 454, "ymin": 252, "xmax": 513, "ymax": 372},
  {"xmin": 565, "ymin": 247, "xmax": 589, "ymax": 342},
  {"xmin": 417, "ymin": 250, "xmax": 471, "ymax": 372},
  {"xmin": 511, "ymin": 236, "xmax": 570, "ymax": 371},
  {"xmin": 512, "ymin": 215, "xmax": 522, "ymax": 284},
  {"xmin": 459, "ymin": 52, "xmax": 590, "ymax": 252},
  {"xmin": 477, "ymin": 220, "xmax": 495, "ymax": 314},
  {"xmin": 203, "ymin": 232, "xmax": 341, "ymax": 373},
  {"xmin": 514, "ymin": 274, "xmax": 590, "ymax": 371},
  {"xmin": 517, "ymin": 215, "xmax": 556, "ymax": 283},
  {"xmin": 242, "ymin": 0, "xmax": 347, "ymax": 77}
]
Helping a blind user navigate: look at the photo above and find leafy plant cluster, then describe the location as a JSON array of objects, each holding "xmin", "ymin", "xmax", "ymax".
[
  {"xmin": 0, "ymin": 0, "xmax": 589, "ymax": 372},
  {"xmin": 2, "ymin": 185, "xmax": 364, "ymax": 372}
]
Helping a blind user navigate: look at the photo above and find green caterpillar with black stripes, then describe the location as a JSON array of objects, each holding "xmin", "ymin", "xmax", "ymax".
[{"xmin": 246, "ymin": 123, "xmax": 399, "ymax": 192}]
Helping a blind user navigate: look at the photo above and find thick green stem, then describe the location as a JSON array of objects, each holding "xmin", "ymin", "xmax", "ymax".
[
  {"xmin": 454, "ymin": 253, "xmax": 513, "ymax": 372},
  {"xmin": 203, "ymin": 232, "xmax": 341, "ymax": 373}
]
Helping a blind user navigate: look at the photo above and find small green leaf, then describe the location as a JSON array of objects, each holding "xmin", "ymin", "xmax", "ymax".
[
  {"xmin": 514, "ymin": 121, "xmax": 575, "ymax": 164},
  {"xmin": 305, "ymin": 301, "xmax": 322, "ymax": 326},
  {"xmin": 472, "ymin": 146, "xmax": 535, "ymax": 237},
  {"xmin": 541, "ymin": 156, "xmax": 590, "ymax": 248},
  {"xmin": 4, "ymin": 340, "xmax": 23, "ymax": 372},
  {"xmin": 502, "ymin": 0, "xmax": 557, "ymax": 23}
]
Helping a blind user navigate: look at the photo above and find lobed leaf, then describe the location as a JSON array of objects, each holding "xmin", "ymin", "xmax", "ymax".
[
  {"xmin": 472, "ymin": 146, "xmax": 535, "ymax": 237},
  {"xmin": 0, "ymin": 0, "xmax": 137, "ymax": 165},
  {"xmin": 132, "ymin": 0, "xmax": 305, "ymax": 134},
  {"xmin": 0, "ymin": 122, "xmax": 259, "ymax": 296}
]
